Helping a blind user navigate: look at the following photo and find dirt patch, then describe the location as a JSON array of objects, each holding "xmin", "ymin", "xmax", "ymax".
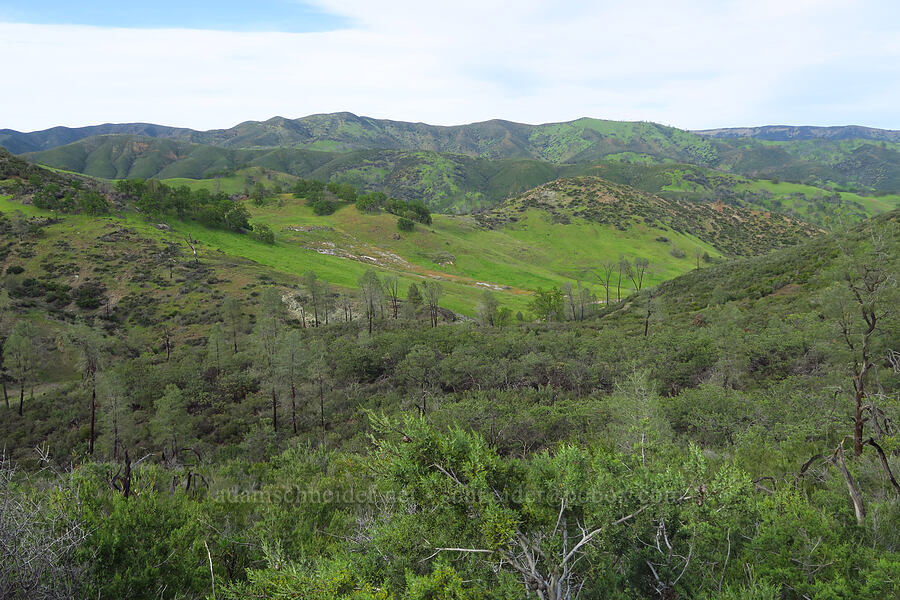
[{"xmin": 771, "ymin": 283, "xmax": 801, "ymax": 296}]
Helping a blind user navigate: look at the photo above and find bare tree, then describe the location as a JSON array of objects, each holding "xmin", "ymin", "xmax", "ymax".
[
  {"xmin": 308, "ymin": 339, "xmax": 330, "ymax": 442},
  {"xmin": 58, "ymin": 323, "xmax": 106, "ymax": 454},
  {"xmin": 644, "ymin": 290, "xmax": 654, "ymax": 337},
  {"xmin": 98, "ymin": 370, "xmax": 133, "ymax": 462},
  {"xmin": 422, "ymin": 280, "xmax": 443, "ymax": 328},
  {"xmin": 595, "ymin": 259, "xmax": 616, "ymax": 306},
  {"xmin": 562, "ymin": 282, "xmax": 577, "ymax": 321},
  {"xmin": 303, "ymin": 271, "xmax": 324, "ymax": 327},
  {"xmin": 255, "ymin": 288, "xmax": 286, "ymax": 431},
  {"xmin": 833, "ymin": 235, "xmax": 896, "ymax": 457},
  {"xmin": 282, "ymin": 330, "xmax": 305, "ymax": 435},
  {"xmin": 577, "ymin": 282, "xmax": 593, "ymax": 320},
  {"xmin": 222, "ymin": 297, "xmax": 243, "ymax": 353},
  {"xmin": 631, "ymin": 257, "xmax": 649, "ymax": 292},
  {"xmin": 384, "ymin": 274, "xmax": 401, "ymax": 319},
  {"xmin": 0, "ymin": 457, "xmax": 88, "ymax": 599},
  {"xmin": 358, "ymin": 270, "xmax": 382, "ymax": 335},
  {"xmin": 617, "ymin": 256, "xmax": 630, "ymax": 301}
]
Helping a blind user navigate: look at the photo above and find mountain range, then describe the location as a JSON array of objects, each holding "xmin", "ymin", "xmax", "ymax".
[{"xmin": 2, "ymin": 113, "xmax": 898, "ymax": 196}]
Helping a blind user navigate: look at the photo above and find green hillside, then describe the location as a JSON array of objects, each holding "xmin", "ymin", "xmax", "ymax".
[
  {"xmin": 2, "ymin": 177, "xmax": 898, "ymax": 599},
  {"xmin": 0, "ymin": 150, "xmax": 821, "ymax": 321},
  {"xmin": 593, "ymin": 162, "xmax": 900, "ymax": 227},
  {"xmin": 15, "ymin": 113, "xmax": 900, "ymax": 195},
  {"xmin": 22, "ymin": 134, "xmax": 900, "ymax": 221},
  {"xmin": 22, "ymin": 136, "xmax": 604, "ymax": 212}
]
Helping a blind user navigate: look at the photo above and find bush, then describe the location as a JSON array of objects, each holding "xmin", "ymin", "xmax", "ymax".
[
  {"xmin": 252, "ymin": 223, "xmax": 275, "ymax": 244},
  {"xmin": 74, "ymin": 281, "xmax": 106, "ymax": 309},
  {"xmin": 312, "ymin": 199, "xmax": 336, "ymax": 216},
  {"xmin": 326, "ymin": 182, "xmax": 357, "ymax": 203},
  {"xmin": 356, "ymin": 192, "xmax": 387, "ymax": 213},
  {"xmin": 397, "ymin": 217, "xmax": 415, "ymax": 232},
  {"xmin": 670, "ymin": 245, "xmax": 687, "ymax": 258},
  {"xmin": 292, "ymin": 179, "xmax": 325, "ymax": 200},
  {"xmin": 6, "ymin": 265, "xmax": 24, "ymax": 275}
]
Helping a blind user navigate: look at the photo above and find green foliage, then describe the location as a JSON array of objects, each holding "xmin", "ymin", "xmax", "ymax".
[
  {"xmin": 327, "ymin": 181, "xmax": 358, "ymax": 202},
  {"xmin": 2, "ymin": 142, "xmax": 900, "ymax": 600},
  {"xmin": 150, "ymin": 384, "xmax": 194, "ymax": 460},
  {"xmin": 116, "ymin": 178, "xmax": 252, "ymax": 232},
  {"xmin": 78, "ymin": 477, "xmax": 208, "ymax": 600},
  {"xmin": 396, "ymin": 216, "xmax": 414, "ymax": 232},
  {"xmin": 356, "ymin": 191, "xmax": 387, "ymax": 213},
  {"xmin": 251, "ymin": 222, "xmax": 275, "ymax": 244},
  {"xmin": 292, "ymin": 178, "xmax": 326, "ymax": 200},
  {"xmin": 528, "ymin": 287, "xmax": 564, "ymax": 321},
  {"xmin": 73, "ymin": 281, "xmax": 106, "ymax": 309},
  {"xmin": 313, "ymin": 198, "xmax": 337, "ymax": 215}
]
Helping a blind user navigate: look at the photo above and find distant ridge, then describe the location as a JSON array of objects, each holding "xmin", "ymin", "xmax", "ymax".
[
  {"xmin": 694, "ymin": 125, "xmax": 900, "ymax": 143},
  {"xmin": 5, "ymin": 113, "xmax": 898, "ymax": 156},
  {"xmin": 9, "ymin": 113, "xmax": 900, "ymax": 196}
]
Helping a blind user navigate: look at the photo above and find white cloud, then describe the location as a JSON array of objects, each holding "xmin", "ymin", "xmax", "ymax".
[{"xmin": 1, "ymin": 0, "xmax": 898, "ymax": 131}]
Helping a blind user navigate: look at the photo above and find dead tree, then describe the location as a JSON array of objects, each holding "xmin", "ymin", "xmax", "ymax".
[{"xmin": 838, "ymin": 258, "xmax": 894, "ymax": 457}]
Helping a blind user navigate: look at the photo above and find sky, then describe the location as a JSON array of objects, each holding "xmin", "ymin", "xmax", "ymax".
[{"xmin": 1, "ymin": 0, "xmax": 899, "ymax": 132}]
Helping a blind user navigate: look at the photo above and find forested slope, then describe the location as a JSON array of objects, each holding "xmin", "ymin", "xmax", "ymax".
[{"xmin": 1, "ymin": 142, "xmax": 898, "ymax": 600}]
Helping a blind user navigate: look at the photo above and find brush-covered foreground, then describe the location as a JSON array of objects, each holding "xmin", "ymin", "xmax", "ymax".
[{"xmin": 1, "ymin": 153, "xmax": 898, "ymax": 600}]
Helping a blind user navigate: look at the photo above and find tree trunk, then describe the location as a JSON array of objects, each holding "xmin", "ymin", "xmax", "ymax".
[
  {"xmin": 2, "ymin": 379, "xmax": 7, "ymax": 410},
  {"xmin": 18, "ymin": 380, "xmax": 24, "ymax": 416},
  {"xmin": 122, "ymin": 450, "xmax": 132, "ymax": 499},
  {"xmin": 272, "ymin": 387, "xmax": 278, "ymax": 432},
  {"xmin": 644, "ymin": 291, "xmax": 653, "ymax": 337},
  {"xmin": 319, "ymin": 378, "xmax": 326, "ymax": 441},
  {"xmin": 89, "ymin": 384, "xmax": 96, "ymax": 455},
  {"xmin": 854, "ymin": 394, "xmax": 865, "ymax": 458},
  {"xmin": 291, "ymin": 382, "xmax": 297, "ymax": 434},
  {"xmin": 113, "ymin": 419, "xmax": 120, "ymax": 462},
  {"xmin": 834, "ymin": 443, "xmax": 865, "ymax": 525},
  {"xmin": 865, "ymin": 438, "xmax": 900, "ymax": 497}
]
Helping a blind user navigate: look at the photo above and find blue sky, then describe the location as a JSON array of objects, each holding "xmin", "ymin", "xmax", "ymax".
[
  {"xmin": 1, "ymin": 1, "xmax": 898, "ymax": 132},
  {"xmin": 0, "ymin": 1, "xmax": 347, "ymax": 31}
]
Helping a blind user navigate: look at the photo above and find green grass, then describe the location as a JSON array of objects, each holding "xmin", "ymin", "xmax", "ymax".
[
  {"xmin": 234, "ymin": 194, "xmax": 719, "ymax": 308},
  {"xmin": 0, "ymin": 190, "xmax": 717, "ymax": 316},
  {"xmin": 161, "ymin": 167, "xmax": 299, "ymax": 195},
  {"xmin": 1, "ymin": 172, "xmax": 793, "ymax": 319},
  {"xmin": 735, "ymin": 179, "xmax": 900, "ymax": 214}
]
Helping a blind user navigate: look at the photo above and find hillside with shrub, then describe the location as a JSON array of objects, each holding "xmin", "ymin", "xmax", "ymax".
[{"xmin": 1, "ymin": 172, "xmax": 897, "ymax": 596}]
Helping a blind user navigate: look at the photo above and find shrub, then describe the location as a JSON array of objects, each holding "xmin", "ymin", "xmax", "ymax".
[
  {"xmin": 312, "ymin": 199, "xmax": 336, "ymax": 216},
  {"xmin": 252, "ymin": 223, "xmax": 275, "ymax": 244},
  {"xmin": 397, "ymin": 217, "xmax": 415, "ymax": 232},
  {"xmin": 74, "ymin": 281, "xmax": 106, "ymax": 310}
]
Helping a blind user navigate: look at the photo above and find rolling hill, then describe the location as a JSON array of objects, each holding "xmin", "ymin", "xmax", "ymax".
[
  {"xmin": 0, "ymin": 150, "xmax": 821, "ymax": 319},
  {"xmin": 16, "ymin": 135, "xmax": 603, "ymax": 212},
  {"xmin": 8, "ymin": 113, "xmax": 900, "ymax": 193},
  {"xmin": 18, "ymin": 134, "xmax": 899, "ymax": 222},
  {"xmin": 695, "ymin": 124, "xmax": 900, "ymax": 142}
]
